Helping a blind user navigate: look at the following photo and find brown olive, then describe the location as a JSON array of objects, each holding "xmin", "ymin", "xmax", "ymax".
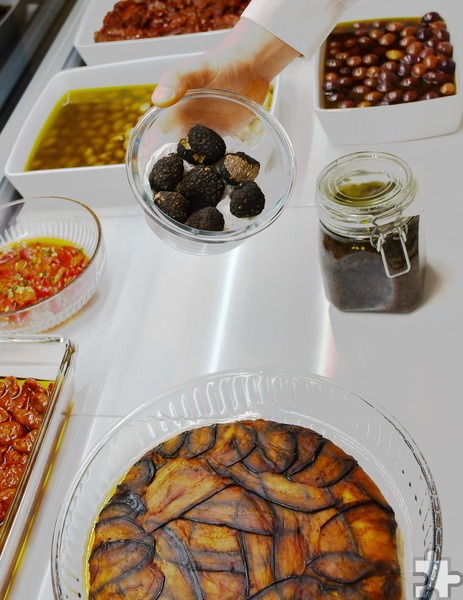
[
  {"xmin": 421, "ymin": 91, "xmax": 439, "ymax": 100},
  {"xmin": 344, "ymin": 37, "xmax": 359, "ymax": 49},
  {"xmin": 339, "ymin": 77, "xmax": 354, "ymax": 87},
  {"xmin": 376, "ymin": 81, "xmax": 393, "ymax": 93},
  {"xmin": 386, "ymin": 21, "xmax": 404, "ymax": 33},
  {"xmin": 362, "ymin": 53, "xmax": 379, "ymax": 66},
  {"xmin": 381, "ymin": 60, "xmax": 398, "ymax": 72},
  {"xmin": 338, "ymin": 99, "xmax": 356, "ymax": 108},
  {"xmin": 352, "ymin": 66, "xmax": 367, "ymax": 79},
  {"xmin": 364, "ymin": 91, "xmax": 384, "ymax": 103},
  {"xmin": 436, "ymin": 42, "xmax": 453, "ymax": 56},
  {"xmin": 435, "ymin": 28, "xmax": 450, "ymax": 41},
  {"xmin": 402, "ymin": 90, "xmax": 418, "ymax": 102},
  {"xmin": 400, "ymin": 76, "xmax": 421, "ymax": 88},
  {"xmin": 366, "ymin": 65, "xmax": 381, "ymax": 77},
  {"xmin": 379, "ymin": 33, "xmax": 397, "ymax": 46},
  {"xmin": 364, "ymin": 77, "xmax": 378, "ymax": 88},
  {"xmin": 369, "ymin": 28, "xmax": 384, "ymax": 40},
  {"xmin": 336, "ymin": 51, "xmax": 350, "ymax": 61},
  {"xmin": 352, "ymin": 84, "xmax": 371, "ymax": 95},
  {"xmin": 406, "ymin": 41, "xmax": 423, "ymax": 55},
  {"xmin": 326, "ymin": 58, "xmax": 342, "ymax": 69},
  {"xmin": 357, "ymin": 100, "xmax": 373, "ymax": 107},
  {"xmin": 401, "ymin": 26, "xmax": 417, "ymax": 37},
  {"xmin": 411, "ymin": 63, "xmax": 428, "ymax": 78},
  {"xmin": 423, "ymin": 70, "xmax": 446, "ymax": 85},
  {"xmin": 358, "ymin": 36, "xmax": 375, "ymax": 47},
  {"xmin": 325, "ymin": 72, "xmax": 339, "ymax": 81},
  {"xmin": 397, "ymin": 63, "xmax": 412, "ymax": 77},
  {"xmin": 440, "ymin": 82, "xmax": 456, "ymax": 96},
  {"xmin": 378, "ymin": 70, "xmax": 398, "ymax": 84},
  {"xmin": 399, "ymin": 35, "xmax": 416, "ymax": 47},
  {"xmin": 385, "ymin": 89, "xmax": 404, "ymax": 103},
  {"xmin": 423, "ymin": 54, "xmax": 439, "ymax": 69},
  {"xmin": 346, "ymin": 55, "xmax": 362, "ymax": 67}
]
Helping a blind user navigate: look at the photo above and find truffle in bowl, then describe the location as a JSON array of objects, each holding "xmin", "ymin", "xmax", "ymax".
[
  {"xmin": 0, "ymin": 196, "xmax": 105, "ymax": 333},
  {"xmin": 126, "ymin": 89, "xmax": 296, "ymax": 255}
]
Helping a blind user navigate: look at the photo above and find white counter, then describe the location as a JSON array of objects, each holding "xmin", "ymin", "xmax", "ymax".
[{"xmin": 1, "ymin": 2, "xmax": 463, "ymax": 598}]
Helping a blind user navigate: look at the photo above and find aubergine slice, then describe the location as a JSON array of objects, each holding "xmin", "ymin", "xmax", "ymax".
[
  {"xmin": 93, "ymin": 515, "xmax": 152, "ymax": 549},
  {"xmin": 184, "ymin": 485, "xmax": 274, "ymax": 534},
  {"xmin": 242, "ymin": 421, "xmax": 297, "ymax": 474},
  {"xmin": 98, "ymin": 491, "xmax": 146, "ymax": 520},
  {"xmin": 90, "ymin": 563, "xmax": 164, "ymax": 600},
  {"xmin": 208, "ymin": 458, "xmax": 334, "ymax": 513},
  {"xmin": 142, "ymin": 457, "xmax": 230, "ymax": 532},
  {"xmin": 307, "ymin": 551, "xmax": 375, "ymax": 584},
  {"xmin": 117, "ymin": 456, "xmax": 156, "ymax": 496},
  {"xmin": 289, "ymin": 440, "xmax": 357, "ymax": 487},
  {"xmin": 246, "ymin": 574, "xmax": 366, "ymax": 599},
  {"xmin": 240, "ymin": 530, "xmax": 274, "ymax": 596},
  {"xmin": 89, "ymin": 538, "xmax": 155, "ymax": 592}
]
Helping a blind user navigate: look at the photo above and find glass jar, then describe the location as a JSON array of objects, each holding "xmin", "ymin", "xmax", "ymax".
[{"xmin": 316, "ymin": 151, "xmax": 426, "ymax": 313}]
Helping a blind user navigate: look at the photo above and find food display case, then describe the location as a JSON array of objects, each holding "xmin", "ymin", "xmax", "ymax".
[{"xmin": 1, "ymin": 0, "xmax": 462, "ymax": 598}]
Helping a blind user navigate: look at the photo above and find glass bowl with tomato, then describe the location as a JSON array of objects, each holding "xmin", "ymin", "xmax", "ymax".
[{"xmin": 0, "ymin": 196, "xmax": 105, "ymax": 333}]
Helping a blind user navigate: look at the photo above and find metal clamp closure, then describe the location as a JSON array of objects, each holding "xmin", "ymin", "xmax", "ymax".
[{"xmin": 370, "ymin": 219, "xmax": 411, "ymax": 279}]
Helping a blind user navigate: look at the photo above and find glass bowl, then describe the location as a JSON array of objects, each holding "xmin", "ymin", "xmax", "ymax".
[
  {"xmin": 51, "ymin": 368, "xmax": 441, "ymax": 599},
  {"xmin": 0, "ymin": 196, "xmax": 105, "ymax": 333},
  {"xmin": 126, "ymin": 89, "xmax": 296, "ymax": 255}
]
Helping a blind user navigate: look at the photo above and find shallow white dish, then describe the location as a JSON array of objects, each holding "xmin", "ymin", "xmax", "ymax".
[
  {"xmin": 4, "ymin": 56, "xmax": 279, "ymax": 210},
  {"xmin": 74, "ymin": 0, "xmax": 231, "ymax": 66},
  {"xmin": 314, "ymin": 0, "xmax": 463, "ymax": 145},
  {"xmin": 52, "ymin": 368, "xmax": 441, "ymax": 599}
]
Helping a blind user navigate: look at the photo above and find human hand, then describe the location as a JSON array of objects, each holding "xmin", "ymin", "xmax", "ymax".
[{"xmin": 151, "ymin": 18, "xmax": 299, "ymax": 108}]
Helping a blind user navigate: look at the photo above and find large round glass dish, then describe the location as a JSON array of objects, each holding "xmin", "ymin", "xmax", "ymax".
[
  {"xmin": 0, "ymin": 196, "xmax": 105, "ymax": 333},
  {"xmin": 51, "ymin": 368, "xmax": 441, "ymax": 599},
  {"xmin": 126, "ymin": 89, "xmax": 296, "ymax": 255}
]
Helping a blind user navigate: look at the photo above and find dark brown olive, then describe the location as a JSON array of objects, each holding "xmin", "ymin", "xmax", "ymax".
[
  {"xmin": 376, "ymin": 81, "xmax": 393, "ymax": 93},
  {"xmin": 352, "ymin": 66, "xmax": 367, "ymax": 79},
  {"xmin": 435, "ymin": 28, "xmax": 450, "ymax": 41},
  {"xmin": 411, "ymin": 63, "xmax": 428, "ymax": 78},
  {"xmin": 362, "ymin": 53, "xmax": 379, "ymax": 66},
  {"xmin": 366, "ymin": 65, "xmax": 381, "ymax": 77},
  {"xmin": 401, "ymin": 26, "xmax": 417, "ymax": 37},
  {"xmin": 338, "ymin": 99, "xmax": 356, "ymax": 108},
  {"xmin": 402, "ymin": 53, "xmax": 420, "ymax": 65},
  {"xmin": 364, "ymin": 91, "xmax": 384, "ymax": 103},
  {"xmin": 397, "ymin": 63, "xmax": 412, "ymax": 77},
  {"xmin": 423, "ymin": 70, "xmax": 446, "ymax": 85},
  {"xmin": 379, "ymin": 33, "xmax": 396, "ymax": 46},
  {"xmin": 402, "ymin": 90, "xmax": 419, "ymax": 102},
  {"xmin": 363, "ymin": 77, "xmax": 378, "ymax": 88},
  {"xmin": 436, "ymin": 42, "xmax": 453, "ymax": 57},
  {"xmin": 423, "ymin": 54, "xmax": 439, "ymax": 69},
  {"xmin": 419, "ymin": 47, "xmax": 436, "ymax": 59},
  {"xmin": 415, "ymin": 28, "xmax": 433, "ymax": 41},
  {"xmin": 421, "ymin": 91, "xmax": 439, "ymax": 100},
  {"xmin": 346, "ymin": 55, "xmax": 362, "ymax": 67},
  {"xmin": 381, "ymin": 60, "xmax": 398, "ymax": 72},
  {"xmin": 344, "ymin": 37, "xmax": 359, "ymax": 49},
  {"xmin": 437, "ymin": 58, "xmax": 456, "ymax": 74},
  {"xmin": 352, "ymin": 84, "xmax": 371, "ymax": 95},
  {"xmin": 326, "ymin": 58, "xmax": 342, "ymax": 69},
  {"xmin": 378, "ymin": 70, "xmax": 398, "ymax": 84},
  {"xmin": 369, "ymin": 28, "xmax": 384, "ymax": 40},
  {"xmin": 399, "ymin": 35, "xmax": 417, "ymax": 47},
  {"xmin": 325, "ymin": 92, "xmax": 346, "ymax": 103},
  {"xmin": 336, "ymin": 51, "xmax": 350, "ymax": 61},
  {"xmin": 421, "ymin": 12, "xmax": 443, "ymax": 23},
  {"xmin": 339, "ymin": 77, "xmax": 354, "ymax": 87},
  {"xmin": 323, "ymin": 79, "xmax": 343, "ymax": 93},
  {"xmin": 358, "ymin": 36, "xmax": 374, "ymax": 47},
  {"xmin": 384, "ymin": 89, "xmax": 404, "ymax": 103},
  {"xmin": 400, "ymin": 76, "xmax": 421, "ymax": 88},
  {"xmin": 386, "ymin": 21, "xmax": 404, "ymax": 33},
  {"xmin": 406, "ymin": 41, "xmax": 423, "ymax": 55},
  {"xmin": 339, "ymin": 66, "xmax": 353, "ymax": 76}
]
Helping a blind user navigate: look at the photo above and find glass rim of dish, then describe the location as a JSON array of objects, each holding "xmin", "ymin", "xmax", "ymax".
[
  {"xmin": 126, "ymin": 88, "xmax": 297, "ymax": 245},
  {"xmin": 0, "ymin": 195, "xmax": 104, "ymax": 317},
  {"xmin": 51, "ymin": 367, "xmax": 442, "ymax": 599}
]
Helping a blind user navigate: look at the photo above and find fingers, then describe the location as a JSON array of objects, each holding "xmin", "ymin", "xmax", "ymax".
[{"xmin": 152, "ymin": 58, "xmax": 213, "ymax": 107}]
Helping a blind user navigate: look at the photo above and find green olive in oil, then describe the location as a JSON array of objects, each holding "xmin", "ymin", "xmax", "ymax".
[{"xmin": 25, "ymin": 84, "xmax": 156, "ymax": 171}]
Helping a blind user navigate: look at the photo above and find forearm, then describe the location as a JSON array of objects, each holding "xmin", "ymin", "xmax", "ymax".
[{"xmin": 242, "ymin": 0, "xmax": 360, "ymax": 59}]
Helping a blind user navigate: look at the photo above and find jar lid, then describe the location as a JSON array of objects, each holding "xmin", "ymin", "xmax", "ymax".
[{"xmin": 316, "ymin": 151, "xmax": 418, "ymax": 237}]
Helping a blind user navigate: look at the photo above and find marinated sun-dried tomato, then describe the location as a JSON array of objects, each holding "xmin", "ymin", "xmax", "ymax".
[
  {"xmin": 0, "ymin": 376, "xmax": 53, "ymax": 526},
  {"xmin": 0, "ymin": 239, "xmax": 90, "ymax": 313}
]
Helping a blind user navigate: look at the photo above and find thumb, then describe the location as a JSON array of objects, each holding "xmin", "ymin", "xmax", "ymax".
[{"xmin": 151, "ymin": 69, "xmax": 192, "ymax": 107}]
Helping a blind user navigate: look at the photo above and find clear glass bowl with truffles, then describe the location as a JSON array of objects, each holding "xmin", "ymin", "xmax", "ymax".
[{"xmin": 126, "ymin": 88, "xmax": 296, "ymax": 255}]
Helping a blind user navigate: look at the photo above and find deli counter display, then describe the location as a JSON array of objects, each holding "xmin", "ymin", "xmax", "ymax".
[{"xmin": 1, "ymin": 0, "xmax": 463, "ymax": 598}]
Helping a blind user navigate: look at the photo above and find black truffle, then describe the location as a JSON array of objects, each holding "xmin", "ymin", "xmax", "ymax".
[
  {"xmin": 153, "ymin": 191, "xmax": 191, "ymax": 223},
  {"xmin": 185, "ymin": 206, "xmax": 225, "ymax": 231},
  {"xmin": 178, "ymin": 165, "xmax": 225, "ymax": 211},
  {"xmin": 148, "ymin": 153, "xmax": 184, "ymax": 191},
  {"xmin": 229, "ymin": 182, "xmax": 266, "ymax": 217},
  {"xmin": 219, "ymin": 151, "xmax": 260, "ymax": 185},
  {"xmin": 177, "ymin": 125, "xmax": 226, "ymax": 165}
]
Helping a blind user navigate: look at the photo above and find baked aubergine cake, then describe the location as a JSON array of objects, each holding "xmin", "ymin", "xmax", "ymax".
[{"xmin": 88, "ymin": 419, "xmax": 403, "ymax": 599}]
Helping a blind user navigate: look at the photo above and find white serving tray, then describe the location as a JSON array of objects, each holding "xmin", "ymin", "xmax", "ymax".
[
  {"xmin": 3, "ymin": 55, "xmax": 279, "ymax": 209},
  {"xmin": 74, "ymin": 0, "xmax": 231, "ymax": 66}
]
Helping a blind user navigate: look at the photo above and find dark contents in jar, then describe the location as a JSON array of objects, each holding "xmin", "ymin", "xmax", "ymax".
[
  {"xmin": 320, "ymin": 12, "xmax": 456, "ymax": 109},
  {"xmin": 320, "ymin": 216, "xmax": 424, "ymax": 312}
]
